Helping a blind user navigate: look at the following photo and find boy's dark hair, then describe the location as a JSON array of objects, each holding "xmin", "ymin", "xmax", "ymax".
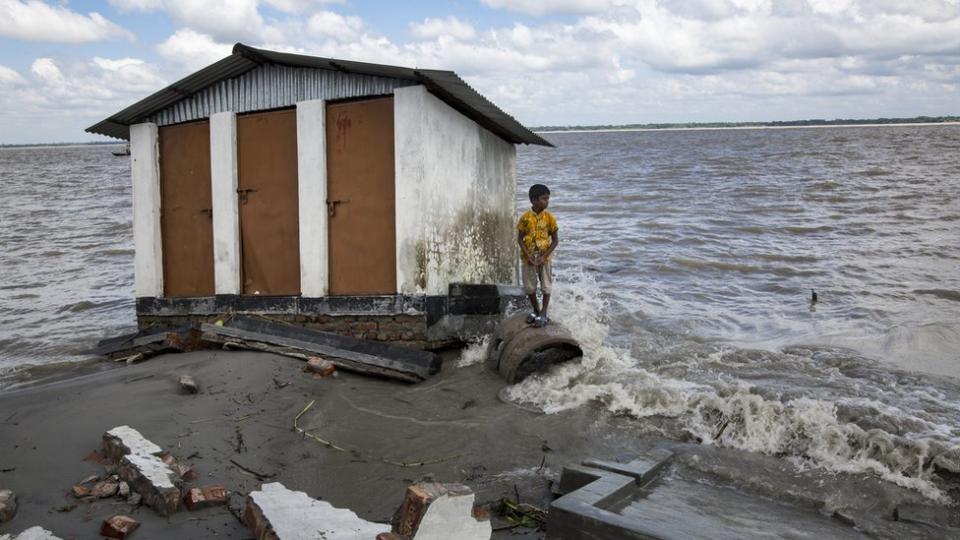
[{"xmin": 528, "ymin": 184, "xmax": 550, "ymax": 202}]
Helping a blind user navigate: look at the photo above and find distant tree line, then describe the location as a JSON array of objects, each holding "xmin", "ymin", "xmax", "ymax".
[{"xmin": 532, "ymin": 115, "xmax": 960, "ymax": 132}]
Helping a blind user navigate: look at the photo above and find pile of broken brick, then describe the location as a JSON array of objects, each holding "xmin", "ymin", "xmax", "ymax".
[{"xmin": 1, "ymin": 425, "xmax": 491, "ymax": 540}]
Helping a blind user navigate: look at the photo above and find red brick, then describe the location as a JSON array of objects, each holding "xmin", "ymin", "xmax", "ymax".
[
  {"xmin": 472, "ymin": 504, "xmax": 491, "ymax": 521},
  {"xmin": 305, "ymin": 357, "xmax": 336, "ymax": 377},
  {"xmin": 184, "ymin": 485, "xmax": 229, "ymax": 511},
  {"xmin": 160, "ymin": 453, "xmax": 196, "ymax": 481},
  {"xmin": 101, "ymin": 515, "xmax": 139, "ymax": 539}
]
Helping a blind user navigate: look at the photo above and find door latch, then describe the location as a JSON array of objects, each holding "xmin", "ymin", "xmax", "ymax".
[
  {"xmin": 326, "ymin": 198, "xmax": 350, "ymax": 217},
  {"xmin": 237, "ymin": 188, "xmax": 257, "ymax": 204}
]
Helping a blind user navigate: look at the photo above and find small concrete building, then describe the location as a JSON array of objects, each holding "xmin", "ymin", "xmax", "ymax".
[{"xmin": 88, "ymin": 44, "xmax": 551, "ymax": 346}]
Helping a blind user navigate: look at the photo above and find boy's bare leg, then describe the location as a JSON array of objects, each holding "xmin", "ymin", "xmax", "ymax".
[
  {"xmin": 541, "ymin": 294, "xmax": 550, "ymax": 319},
  {"xmin": 527, "ymin": 294, "xmax": 541, "ymax": 315}
]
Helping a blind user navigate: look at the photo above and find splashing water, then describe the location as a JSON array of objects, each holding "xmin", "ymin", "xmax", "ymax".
[{"xmin": 502, "ymin": 270, "xmax": 960, "ymax": 502}]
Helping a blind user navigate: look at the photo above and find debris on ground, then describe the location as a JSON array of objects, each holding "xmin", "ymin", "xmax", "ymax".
[
  {"xmin": 100, "ymin": 515, "xmax": 139, "ymax": 539},
  {"xmin": 177, "ymin": 375, "xmax": 198, "ymax": 394},
  {"xmin": 200, "ymin": 315, "xmax": 440, "ymax": 383},
  {"xmin": 0, "ymin": 488, "xmax": 17, "ymax": 522},
  {"xmin": 305, "ymin": 356, "xmax": 336, "ymax": 378},
  {"xmin": 496, "ymin": 497, "xmax": 546, "ymax": 530},
  {"xmin": 0, "ymin": 526, "xmax": 64, "ymax": 539},
  {"xmin": 90, "ymin": 325, "xmax": 204, "ymax": 364},
  {"xmin": 183, "ymin": 485, "xmax": 229, "ymax": 511},
  {"xmin": 100, "ymin": 426, "xmax": 184, "ymax": 516},
  {"xmin": 392, "ymin": 483, "xmax": 492, "ymax": 540},
  {"xmin": 244, "ymin": 482, "xmax": 390, "ymax": 539}
]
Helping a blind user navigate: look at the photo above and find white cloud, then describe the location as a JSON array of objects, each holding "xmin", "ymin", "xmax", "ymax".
[
  {"xmin": 0, "ymin": 0, "xmax": 132, "ymax": 43},
  {"xmin": 262, "ymin": 0, "xmax": 346, "ymax": 14},
  {"xmin": 410, "ymin": 16, "xmax": 477, "ymax": 40},
  {"xmin": 306, "ymin": 11, "xmax": 365, "ymax": 41},
  {"xmin": 156, "ymin": 28, "xmax": 234, "ymax": 71},
  {"xmin": 109, "ymin": 0, "xmax": 265, "ymax": 41},
  {"xmin": 0, "ymin": 65, "xmax": 25, "ymax": 86},
  {"xmin": 480, "ymin": 0, "xmax": 617, "ymax": 16}
]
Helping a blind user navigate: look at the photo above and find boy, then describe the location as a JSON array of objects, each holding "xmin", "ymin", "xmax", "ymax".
[{"xmin": 517, "ymin": 184, "xmax": 559, "ymax": 327}]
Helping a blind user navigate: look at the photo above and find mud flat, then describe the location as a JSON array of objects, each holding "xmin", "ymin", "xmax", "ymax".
[{"xmin": 0, "ymin": 350, "xmax": 955, "ymax": 538}]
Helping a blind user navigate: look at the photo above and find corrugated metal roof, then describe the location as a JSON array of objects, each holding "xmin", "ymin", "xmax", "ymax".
[{"xmin": 86, "ymin": 43, "xmax": 552, "ymax": 147}]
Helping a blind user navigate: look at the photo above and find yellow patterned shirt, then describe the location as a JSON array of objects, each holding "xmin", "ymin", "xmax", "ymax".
[{"xmin": 517, "ymin": 209, "xmax": 559, "ymax": 263}]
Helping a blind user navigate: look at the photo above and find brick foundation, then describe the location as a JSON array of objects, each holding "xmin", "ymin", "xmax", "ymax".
[{"xmin": 137, "ymin": 313, "xmax": 456, "ymax": 350}]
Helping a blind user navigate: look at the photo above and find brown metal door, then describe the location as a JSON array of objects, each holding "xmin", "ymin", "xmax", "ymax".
[
  {"xmin": 327, "ymin": 97, "xmax": 396, "ymax": 295},
  {"xmin": 159, "ymin": 120, "xmax": 214, "ymax": 297},
  {"xmin": 237, "ymin": 109, "xmax": 301, "ymax": 296}
]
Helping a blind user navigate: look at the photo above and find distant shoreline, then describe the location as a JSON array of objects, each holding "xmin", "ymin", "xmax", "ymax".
[{"xmin": 536, "ymin": 121, "xmax": 960, "ymax": 134}]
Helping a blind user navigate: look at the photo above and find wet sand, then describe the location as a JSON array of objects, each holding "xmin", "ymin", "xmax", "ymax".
[
  {"xmin": 0, "ymin": 350, "xmax": 954, "ymax": 539},
  {"xmin": 0, "ymin": 350, "xmax": 658, "ymax": 538}
]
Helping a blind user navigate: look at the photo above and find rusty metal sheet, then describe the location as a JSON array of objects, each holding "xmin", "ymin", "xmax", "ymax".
[
  {"xmin": 237, "ymin": 108, "xmax": 301, "ymax": 296},
  {"xmin": 326, "ymin": 96, "xmax": 396, "ymax": 295},
  {"xmin": 159, "ymin": 120, "xmax": 215, "ymax": 297}
]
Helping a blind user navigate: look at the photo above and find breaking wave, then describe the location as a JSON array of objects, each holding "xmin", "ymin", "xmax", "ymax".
[{"xmin": 501, "ymin": 271, "xmax": 960, "ymax": 502}]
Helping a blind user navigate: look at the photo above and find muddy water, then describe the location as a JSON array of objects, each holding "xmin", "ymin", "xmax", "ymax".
[
  {"xmin": 2, "ymin": 126, "xmax": 960, "ymax": 504},
  {"xmin": 500, "ymin": 125, "xmax": 960, "ymax": 503}
]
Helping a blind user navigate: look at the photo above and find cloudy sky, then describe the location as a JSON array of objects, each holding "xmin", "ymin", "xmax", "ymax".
[{"xmin": 1, "ymin": 0, "xmax": 958, "ymax": 144}]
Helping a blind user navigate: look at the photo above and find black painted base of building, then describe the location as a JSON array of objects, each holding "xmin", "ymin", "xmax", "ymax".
[{"xmin": 136, "ymin": 284, "xmax": 525, "ymax": 349}]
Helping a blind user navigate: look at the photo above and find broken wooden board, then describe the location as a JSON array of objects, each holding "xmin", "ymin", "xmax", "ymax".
[
  {"xmin": 200, "ymin": 317, "xmax": 439, "ymax": 383},
  {"xmin": 89, "ymin": 325, "xmax": 204, "ymax": 361}
]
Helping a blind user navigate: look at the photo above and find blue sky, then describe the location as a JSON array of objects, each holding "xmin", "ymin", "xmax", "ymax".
[{"xmin": 1, "ymin": 0, "xmax": 958, "ymax": 143}]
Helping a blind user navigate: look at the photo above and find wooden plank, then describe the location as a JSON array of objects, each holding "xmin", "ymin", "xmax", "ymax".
[
  {"xmin": 226, "ymin": 315, "xmax": 439, "ymax": 373},
  {"xmin": 201, "ymin": 332, "xmax": 420, "ymax": 384},
  {"xmin": 200, "ymin": 324, "xmax": 430, "ymax": 383}
]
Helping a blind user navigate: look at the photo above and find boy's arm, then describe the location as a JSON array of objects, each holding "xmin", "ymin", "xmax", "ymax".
[
  {"xmin": 543, "ymin": 230, "xmax": 559, "ymax": 259},
  {"xmin": 517, "ymin": 231, "xmax": 534, "ymax": 264}
]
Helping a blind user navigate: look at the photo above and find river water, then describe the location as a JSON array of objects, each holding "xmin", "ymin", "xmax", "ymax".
[{"xmin": 2, "ymin": 125, "xmax": 960, "ymax": 501}]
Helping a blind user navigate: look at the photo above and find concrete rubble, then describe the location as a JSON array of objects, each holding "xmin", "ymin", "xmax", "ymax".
[
  {"xmin": 244, "ymin": 482, "xmax": 390, "ymax": 539},
  {"xmin": 392, "ymin": 483, "xmax": 491, "ymax": 540},
  {"xmin": 177, "ymin": 375, "xmax": 198, "ymax": 394},
  {"xmin": 0, "ymin": 527, "xmax": 63, "ymax": 540},
  {"xmin": 100, "ymin": 515, "xmax": 139, "ymax": 539},
  {"xmin": 0, "ymin": 489, "xmax": 17, "ymax": 523},
  {"xmin": 101, "ymin": 426, "xmax": 182, "ymax": 516}
]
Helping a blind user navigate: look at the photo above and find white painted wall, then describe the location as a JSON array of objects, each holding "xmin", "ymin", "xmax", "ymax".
[
  {"xmin": 130, "ymin": 122, "xmax": 163, "ymax": 297},
  {"xmin": 394, "ymin": 85, "xmax": 517, "ymax": 295},
  {"xmin": 296, "ymin": 100, "xmax": 329, "ymax": 297},
  {"xmin": 210, "ymin": 112, "xmax": 241, "ymax": 295}
]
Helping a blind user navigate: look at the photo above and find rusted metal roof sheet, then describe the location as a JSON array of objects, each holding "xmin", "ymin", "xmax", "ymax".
[{"xmin": 86, "ymin": 43, "xmax": 552, "ymax": 147}]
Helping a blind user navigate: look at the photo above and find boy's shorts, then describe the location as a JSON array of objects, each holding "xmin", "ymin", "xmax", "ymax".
[{"xmin": 522, "ymin": 262, "xmax": 552, "ymax": 295}]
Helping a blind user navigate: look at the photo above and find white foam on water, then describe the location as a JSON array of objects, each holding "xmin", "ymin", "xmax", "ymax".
[
  {"xmin": 501, "ymin": 270, "xmax": 960, "ymax": 502},
  {"xmin": 457, "ymin": 336, "xmax": 490, "ymax": 367}
]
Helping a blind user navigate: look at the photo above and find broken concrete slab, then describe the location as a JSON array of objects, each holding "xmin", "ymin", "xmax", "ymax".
[
  {"xmin": 244, "ymin": 482, "xmax": 389, "ymax": 539},
  {"xmin": 0, "ymin": 526, "xmax": 64, "ymax": 540},
  {"xmin": 201, "ymin": 316, "xmax": 440, "ymax": 383},
  {"xmin": 184, "ymin": 485, "xmax": 229, "ymax": 511},
  {"xmin": 100, "ymin": 515, "xmax": 139, "ymax": 539},
  {"xmin": 117, "ymin": 453, "xmax": 181, "ymax": 517},
  {"xmin": 392, "ymin": 483, "xmax": 491, "ymax": 540},
  {"xmin": 177, "ymin": 375, "xmax": 198, "ymax": 394},
  {"xmin": 102, "ymin": 426, "xmax": 164, "ymax": 462},
  {"xmin": 0, "ymin": 488, "xmax": 17, "ymax": 522}
]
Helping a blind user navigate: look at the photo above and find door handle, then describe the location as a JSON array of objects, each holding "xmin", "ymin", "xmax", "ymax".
[
  {"xmin": 200, "ymin": 208, "xmax": 212, "ymax": 220},
  {"xmin": 326, "ymin": 199, "xmax": 350, "ymax": 217}
]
